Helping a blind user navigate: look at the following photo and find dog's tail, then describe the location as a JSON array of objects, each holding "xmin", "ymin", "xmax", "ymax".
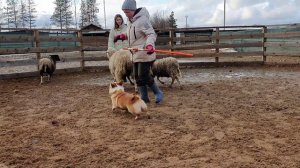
[
  {"xmin": 131, "ymin": 93, "xmax": 148, "ymax": 112},
  {"xmin": 131, "ymin": 94, "xmax": 149, "ymax": 117}
]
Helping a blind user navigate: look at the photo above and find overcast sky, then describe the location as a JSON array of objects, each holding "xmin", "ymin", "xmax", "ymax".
[{"xmin": 33, "ymin": 0, "xmax": 300, "ymax": 29}]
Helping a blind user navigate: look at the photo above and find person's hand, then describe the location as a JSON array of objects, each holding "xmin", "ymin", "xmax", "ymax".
[
  {"xmin": 145, "ymin": 44, "xmax": 154, "ymax": 55},
  {"xmin": 113, "ymin": 35, "xmax": 120, "ymax": 42},
  {"xmin": 114, "ymin": 34, "xmax": 126, "ymax": 42},
  {"xmin": 119, "ymin": 34, "xmax": 126, "ymax": 40}
]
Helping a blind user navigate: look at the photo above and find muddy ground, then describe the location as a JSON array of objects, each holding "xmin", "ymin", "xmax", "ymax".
[{"xmin": 0, "ymin": 66, "xmax": 300, "ymax": 168}]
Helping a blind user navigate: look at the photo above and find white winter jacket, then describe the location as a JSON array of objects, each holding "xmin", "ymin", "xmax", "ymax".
[{"xmin": 126, "ymin": 7, "xmax": 157, "ymax": 62}]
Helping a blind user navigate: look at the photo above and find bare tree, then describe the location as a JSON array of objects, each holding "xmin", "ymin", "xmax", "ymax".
[
  {"xmin": 4, "ymin": 6, "xmax": 10, "ymax": 28},
  {"xmin": 6, "ymin": 0, "xmax": 20, "ymax": 28},
  {"xmin": 27, "ymin": 0, "xmax": 37, "ymax": 29},
  {"xmin": 150, "ymin": 10, "xmax": 168, "ymax": 30},
  {"xmin": 150, "ymin": 11, "xmax": 177, "ymax": 30},
  {"xmin": 51, "ymin": 0, "xmax": 73, "ymax": 32}
]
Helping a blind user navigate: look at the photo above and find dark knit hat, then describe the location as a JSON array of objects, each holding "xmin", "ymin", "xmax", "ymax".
[{"xmin": 122, "ymin": 0, "xmax": 136, "ymax": 11}]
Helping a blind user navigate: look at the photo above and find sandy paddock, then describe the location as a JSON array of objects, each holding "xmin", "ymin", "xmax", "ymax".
[{"xmin": 0, "ymin": 65, "xmax": 300, "ymax": 168}]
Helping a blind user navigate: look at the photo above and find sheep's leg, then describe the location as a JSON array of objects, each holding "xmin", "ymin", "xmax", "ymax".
[
  {"xmin": 176, "ymin": 76, "xmax": 182, "ymax": 89},
  {"xmin": 169, "ymin": 77, "xmax": 175, "ymax": 88},
  {"xmin": 157, "ymin": 77, "xmax": 165, "ymax": 84},
  {"xmin": 114, "ymin": 72, "xmax": 123, "ymax": 83},
  {"xmin": 47, "ymin": 75, "xmax": 51, "ymax": 82}
]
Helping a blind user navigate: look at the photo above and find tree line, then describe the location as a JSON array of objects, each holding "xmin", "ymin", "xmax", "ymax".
[
  {"xmin": 0, "ymin": 0, "xmax": 37, "ymax": 29},
  {"xmin": 0, "ymin": 0, "xmax": 177, "ymax": 31}
]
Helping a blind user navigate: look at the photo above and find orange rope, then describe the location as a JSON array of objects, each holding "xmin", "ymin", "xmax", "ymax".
[{"xmin": 124, "ymin": 48, "xmax": 193, "ymax": 57}]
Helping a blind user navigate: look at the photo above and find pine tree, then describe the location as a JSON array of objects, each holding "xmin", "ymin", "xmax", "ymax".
[
  {"xmin": 51, "ymin": 0, "xmax": 73, "ymax": 32},
  {"xmin": 86, "ymin": 0, "xmax": 99, "ymax": 25},
  {"xmin": 79, "ymin": 0, "xmax": 87, "ymax": 28},
  {"xmin": 27, "ymin": 0, "xmax": 37, "ymax": 29},
  {"xmin": 80, "ymin": 0, "xmax": 100, "ymax": 28},
  {"xmin": 63, "ymin": 0, "xmax": 73, "ymax": 29},
  {"xmin": 19, "ymin": 0, "xmax": 28, "ymax": 28},
  {"xmin": 168, "ymin": 11, "xmax": 177, "ymax": 28},
  {"xmin": 4, "ymin": 6, "xmax": 11, "ymax": 28}
]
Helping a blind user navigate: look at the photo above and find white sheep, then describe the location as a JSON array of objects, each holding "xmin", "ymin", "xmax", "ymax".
[
  {"xmin": 38, "ymin": 55, "xmax": 60, "ymax": 84},
  {"xmin": 107, "ymin": 49, "xmax": 182, "ymax": 89},
  {"xmin": 107, "ymin": 49, "xmax": 134, "ymax": 85},
  {"xmin": 151, "ymin": 57, "xmax": 182, "ymax": 88},
  {"xmin": 106, "ymin": 47, "xmax": 117, "ymax": 60}
]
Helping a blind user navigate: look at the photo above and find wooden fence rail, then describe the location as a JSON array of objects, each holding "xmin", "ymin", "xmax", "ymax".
[{"xmin": 1, "ymin": 25, "xmax": 300, "ymax": 72}]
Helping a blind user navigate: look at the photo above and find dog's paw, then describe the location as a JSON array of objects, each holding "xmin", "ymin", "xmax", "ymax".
[{"xmin": 135, "ymin": 116, "xmax": 139, "ymax": 120}]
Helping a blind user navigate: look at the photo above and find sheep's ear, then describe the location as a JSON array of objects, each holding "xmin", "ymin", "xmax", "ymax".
[
  {"xmin": 50, "ymin": 55, "xmax": 60, "ymax": 61},
  {"xmin": 55, "ymin": 55, "xmax": 60, "ymax": 61}
]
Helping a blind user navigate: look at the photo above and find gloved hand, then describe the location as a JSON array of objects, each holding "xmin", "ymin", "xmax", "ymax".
[
  {"xmin": 114, "ymin": 34, "xmax": 126, "ymax": 42},
  {"xmin": 145, "ymin": 44, "xmax": 154, "ymax": 55}
]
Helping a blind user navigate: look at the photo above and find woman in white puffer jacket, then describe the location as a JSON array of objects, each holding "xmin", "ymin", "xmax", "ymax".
[{"xmin": 121, "ymin": 0, "xmax": 163, "ymax": 104}]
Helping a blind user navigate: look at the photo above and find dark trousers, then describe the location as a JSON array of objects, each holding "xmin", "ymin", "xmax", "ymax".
[{"xmin": 133, "ymin": 62, "xmax": 154, "ymax": 86}]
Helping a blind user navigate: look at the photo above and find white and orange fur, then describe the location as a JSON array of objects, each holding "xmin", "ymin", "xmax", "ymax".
[{"xmin": 109, "ymin": 82, "xmax": 148, "ymax": 120}]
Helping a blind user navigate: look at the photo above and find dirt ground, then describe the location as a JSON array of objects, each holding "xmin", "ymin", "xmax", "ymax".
[{"xmin": 0, "ymin": 66, "xmax": 300, "ymax": 168}]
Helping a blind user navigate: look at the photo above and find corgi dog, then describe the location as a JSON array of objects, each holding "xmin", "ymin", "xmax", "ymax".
[{"xmin": 109, "ymin": 82, "xmax": 148, "ymax": 120}]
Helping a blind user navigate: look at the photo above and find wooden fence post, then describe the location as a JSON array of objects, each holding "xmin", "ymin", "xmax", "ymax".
[
  {"xmin": 33, "ymin": 30, "xmax": 41, "ymax": 70},
  {"xmin": 77, "ymin": 31, "xmax": 85, "ymax": 71},
  {"xmin": 262, "ymin": 26, "xmax": 267, "ymax": 63},
  {"xmin": 169, "ymin": 29, "xmax": 174, "ymax": 51},
  {"xmin": 215, "ymin": 28, "xmax": 220, "ymax": 63}
]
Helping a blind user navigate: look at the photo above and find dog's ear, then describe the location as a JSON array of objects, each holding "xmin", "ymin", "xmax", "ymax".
[
  {"xmin": 110, "ymin": 82, "xmax": 116, "ymax": 88},
  {"xmin": 131, "ymin": 95, "xmax": 140, "ymax": 103},
  {"xmin": 117, "ymin": 81, "xmax": 123, "ymax": 86}
]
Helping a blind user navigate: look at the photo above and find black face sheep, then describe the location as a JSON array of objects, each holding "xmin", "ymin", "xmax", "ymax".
[
  {"xmin": 151, "ymin": 57, "xmax": 182, "ymax": 88},
  {"xmin": 107, "ymin": 49, "xmax": 134, "ymax": 85},
  {"xmin": 38, "ymin": 55, "xmax": 60, "ymax": 84}
]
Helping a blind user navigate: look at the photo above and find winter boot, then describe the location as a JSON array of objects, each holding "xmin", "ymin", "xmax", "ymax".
[
  {"xmin": 138, "ymin": 86, "xmax": 150, "ymax": 103},
  {"xmin": 149, "ymin": 82, "xmax": 163, "ymax": 103}
]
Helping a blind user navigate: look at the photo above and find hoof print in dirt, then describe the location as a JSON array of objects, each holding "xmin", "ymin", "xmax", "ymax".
[{"xmin": 51, "ymin": 120, "xmax": 59, "ymax": 126}]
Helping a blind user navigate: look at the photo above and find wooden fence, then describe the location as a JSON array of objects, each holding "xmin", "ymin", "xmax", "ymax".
[{"xmin": 0, "ymin": 25, "xmax": 300, "ymax": 77}]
